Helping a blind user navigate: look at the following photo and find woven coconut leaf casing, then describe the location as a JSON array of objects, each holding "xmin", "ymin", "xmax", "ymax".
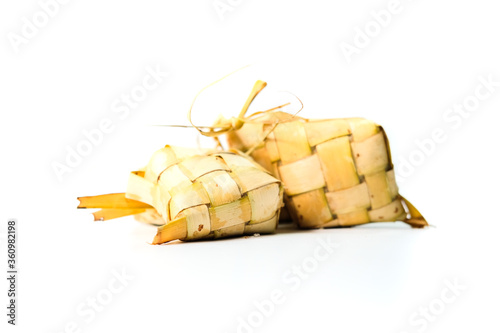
[
  {"xmin": 221, "ymin": 111, "xmax": 426, "ymax": 229},
  {"xmin": 78, "ymin": 146, "xmax": 284, "ymax": 244}
]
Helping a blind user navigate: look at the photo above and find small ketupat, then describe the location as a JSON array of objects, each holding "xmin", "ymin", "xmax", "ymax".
[{"xmin": 77, "ymin": 146, "xmax": 284, "ymax": 244}]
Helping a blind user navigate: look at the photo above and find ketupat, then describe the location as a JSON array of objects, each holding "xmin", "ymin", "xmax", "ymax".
[
  {"xmin": 78, "ymin": 146, "xmax": 284, "ymax": 244},
  {"xmin": 213, "ymin": 81, "xmax": 427, "ymax": 229}
]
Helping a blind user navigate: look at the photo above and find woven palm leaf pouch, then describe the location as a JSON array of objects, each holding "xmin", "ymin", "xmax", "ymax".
[
  {"xmin": 78, "ymin": 146, "xmax": 284, "ymax": 244},
  {"xmin": 214, "ymin": 81, "xmax": 427, "ymax": 229}
]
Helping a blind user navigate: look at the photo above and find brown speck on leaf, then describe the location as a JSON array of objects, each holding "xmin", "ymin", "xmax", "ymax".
[
  {"xmin": 378, "ymin": 216, "xmax": 384, "ymax": 219},
  {"xmin": 299, "ymin": 215, "xmax": 304, "ymax": 220},
  {"xmin": 215, "ymin": 184, "xmax": 218, "ymax": 187},
  {"xmin": 297, "ymin": 204, "xmax": 301, "ymax": 208},
  {"xmin": 394, "ymin": 207, "xmax": 399, "ymax": 213},
  {"xmin": 371, "ymin": 195, "xmax": 374, "ymax": 198},
  {"xmin": 356, "ymin": 153, "xmax": 360, "ymax": 157},
  {"xmin": 198, "ymin": 224, "xmax": 204, "ymax": 232}
]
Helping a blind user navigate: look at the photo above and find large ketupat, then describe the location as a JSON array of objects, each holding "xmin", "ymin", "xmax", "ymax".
[
  {"xmin": 215, "ymin": 82, "xmax": 427, "ymax": 229},
  {"xmin": 78, "ymin": 146, "xmax": 284, "ymax": 244}
]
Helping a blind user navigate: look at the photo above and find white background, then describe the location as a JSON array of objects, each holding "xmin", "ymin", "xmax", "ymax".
[{"xmin": 1, "ymin": 0, "xmax": 499, "ymax": 332}]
